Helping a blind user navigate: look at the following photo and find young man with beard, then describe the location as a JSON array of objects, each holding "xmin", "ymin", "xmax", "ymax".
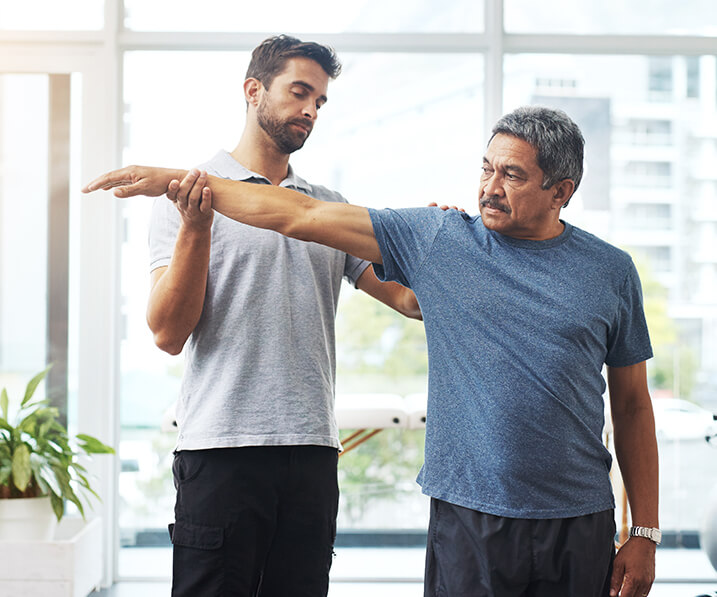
[
  {"xmin": 124, "ymin": 35, "xmax": 420, "ymax": 597},
  {"xmin": 86, "ymin": 106, "xmax": 659, "ymax": 597}
]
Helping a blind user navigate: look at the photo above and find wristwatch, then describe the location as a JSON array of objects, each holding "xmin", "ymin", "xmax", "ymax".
[{"xmin": 629, "ymin": 526, "xmax": 662, "ymax": 545}]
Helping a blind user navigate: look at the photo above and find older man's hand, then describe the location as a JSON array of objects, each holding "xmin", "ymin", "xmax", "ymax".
[
  {"xmin": 610, "ymin": 537, "xmax": 656, "ymax": 597},
  {"xmin": 82, "ymin": 165, "xmax": 186, "ymax": 198}
]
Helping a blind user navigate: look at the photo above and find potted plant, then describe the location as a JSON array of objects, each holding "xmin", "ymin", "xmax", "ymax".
[{"xmin": 0, "ymin": 366, "xmax": 114, "ymax": 540}]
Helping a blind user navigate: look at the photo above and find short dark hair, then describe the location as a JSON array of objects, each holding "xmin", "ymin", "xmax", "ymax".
[
  {"xmin": 490, "ymin": 106, "xmax": 584, "ymax": 207},
  {"xmin": 246, "ymin": 35, "xmax": 342, "ymax": 89}
]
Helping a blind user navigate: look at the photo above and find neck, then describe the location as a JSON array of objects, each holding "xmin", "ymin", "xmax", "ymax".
[
  {"xmin": 230, "ymin": 122, "xmax": 291, "ymax": 186},
  {"xmin": 527, "ymin": 218, "xmax": 566, "ymax": 241}
]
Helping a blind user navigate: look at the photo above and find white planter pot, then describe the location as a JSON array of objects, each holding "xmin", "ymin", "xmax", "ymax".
[
  {"xmin": 0, "ymin": 517, "xmax": 103, "ymax": 597},
  {"xmin": 0, "ymin": 495, "xmax": 57, "ymax": 541}
]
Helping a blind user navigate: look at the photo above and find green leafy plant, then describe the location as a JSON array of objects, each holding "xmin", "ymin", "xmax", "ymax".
[{"xmin": 0, "ymin": 366, "xmax": 114, "ymax": 521}]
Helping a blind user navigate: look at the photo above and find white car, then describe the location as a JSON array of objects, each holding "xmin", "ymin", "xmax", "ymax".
[{"xmin": 652, "ymin": 398, "xmax": 717, "ymax": 441}]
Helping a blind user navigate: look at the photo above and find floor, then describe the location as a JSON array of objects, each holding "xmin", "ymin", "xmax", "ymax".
[
  {"xmin": 93, "ymin": 580, "xmax": 717, "ymax": 597},
  {"xmin": 93, "ymin": 546, "xmax": 717, "ymax": 596}
]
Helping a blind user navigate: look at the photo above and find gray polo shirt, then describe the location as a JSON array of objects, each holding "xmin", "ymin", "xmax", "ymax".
[{"xmin": 149, "ymin": 150, "xmax": 370, "ymax": 450}]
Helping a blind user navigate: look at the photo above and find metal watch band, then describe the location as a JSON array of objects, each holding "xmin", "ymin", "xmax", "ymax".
[{"xmin": 629, "ymin": 526, "xmax": 662, "ymax": 545}]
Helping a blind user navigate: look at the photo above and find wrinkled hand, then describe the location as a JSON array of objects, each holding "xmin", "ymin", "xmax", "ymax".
[
  {"xmin": 82, "ymin": 165, "xmax": 184, "ymax": 198},
  {"xmin": 167, "ymin": 169, "xmax": 213, "ymax": 228},
  {"xmin": 610, "ymin": 538, "xmax": 656, "ymax": 596},
  {"xmin": 428, "ymin": 201, "xmax": 466, "ymax": 213}
]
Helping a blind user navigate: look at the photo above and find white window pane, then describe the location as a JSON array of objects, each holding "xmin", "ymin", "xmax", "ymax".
[
  {"xmin": 505, "ymin": 53, "xmax": 717, "ymax": 542},
  {"xmin": 0, "ymin": 0, "xmax": 103, "ymax": 30},
  {"xmin": 0, "ymin": 75, "xmax": 49, "ymax": 381},
  {"xmin": 505, "ymin": 0, "xmax": 717, "ymax": 35},
  {"xmin": 0, "ymin": 71, "xmax": 83, "ymax": 450},
  {"xmin": 124, "ymin": 0, "xmax": 483, "ymax": 32}
]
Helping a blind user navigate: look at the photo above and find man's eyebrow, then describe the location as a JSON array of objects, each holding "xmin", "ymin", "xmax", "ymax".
[
  {"xmin": 504, "ymin": 164, "xmax": 528, "ymax": 177},
  {"xmin": 292, "ymin": 80, "xmax": 328, "ymax": 104}
]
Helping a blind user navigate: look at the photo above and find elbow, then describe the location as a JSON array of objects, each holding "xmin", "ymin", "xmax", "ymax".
[
  {"xmin": 402, "ymin": 304, "xmax": 423, "ymax": 320},
  {"xmin": 281, "ymin": 218, "xmax": 311, "ymax": 243},
  {"xmin": 403, "ymin": 294, "xmax": 423, "ymax": 320},
  {"xmin": 154, "ymin": 334, "xmax": 186, "ymax": 356},
  {"xmin": 150, "ymin": 325, "xmax": 188, "ymax": 355}
]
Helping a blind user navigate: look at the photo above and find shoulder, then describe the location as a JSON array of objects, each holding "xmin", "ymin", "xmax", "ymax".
[
  {"xmin": 197, "ymin": 150, "xmax": 250, "ymax": 179},
  {"xmin": 371, "ymin": 206, "xmax": 472, "ymax": 227},
  {"xmin": 569, "ymin": 224, "xmax": 634, "ymax": 270}
]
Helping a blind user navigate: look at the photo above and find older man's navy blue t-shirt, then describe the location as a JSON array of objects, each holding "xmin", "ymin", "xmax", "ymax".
[{"xmin": 369, "ymin": 207, "xmax": 653, "ymax": 519}]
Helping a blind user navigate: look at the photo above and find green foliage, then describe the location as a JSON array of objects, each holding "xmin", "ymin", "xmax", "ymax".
[
  {"xmin": 338, "ymin": 428, "xmax": 425, "ymax": 525},
  {"xmin": 336, "ymin": 290, "xmax": 428, "ymax": 387},
  {"xmin": 0, "ymin": 366, "xmax": 114, "ymax": 521}
]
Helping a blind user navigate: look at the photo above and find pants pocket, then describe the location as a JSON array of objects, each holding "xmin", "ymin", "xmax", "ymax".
[
  {"xmin": 169, "ymin": 520, "xmax": 223, "ymax": 550},
  {"xmin": 170, "ymin": 521, "xmax": 225, "ymax": 597}
]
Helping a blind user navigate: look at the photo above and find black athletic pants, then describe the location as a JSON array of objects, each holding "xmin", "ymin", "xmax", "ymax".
[
  {"xmin": 424, "ymin": 498, "xmax": 616, "ymax": 597},
  {"xmin": 169, "ymin": 445, "xmax": 339, "ymax": 597}
]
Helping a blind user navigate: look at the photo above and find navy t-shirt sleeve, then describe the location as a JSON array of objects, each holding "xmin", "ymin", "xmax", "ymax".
[
  {"xmin": 368, "ymin": 207, "xmax": 447, "ymax": 288},
  {"xmin": 605, "ymin": 259, "xmax": 654, "ymax": 367}
]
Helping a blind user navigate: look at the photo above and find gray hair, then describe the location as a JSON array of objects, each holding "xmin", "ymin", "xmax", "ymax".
[{"xmin": 490, "ymin": 106, "xmax": 584, "ymax": 207}]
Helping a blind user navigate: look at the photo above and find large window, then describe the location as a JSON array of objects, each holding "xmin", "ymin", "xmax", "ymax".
[
  {"xmin": 2, "ymin": 0, "xmax": 717, "ymax": 588},
  {"xmin": 505, "ymin": 51, "xmax": 717, "ymax": 548}
]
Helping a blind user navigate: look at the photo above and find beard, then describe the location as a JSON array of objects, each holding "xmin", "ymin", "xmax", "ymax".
[{"xmin": 256, "ymin": 99, "xmax": 312, "ymax": 155}]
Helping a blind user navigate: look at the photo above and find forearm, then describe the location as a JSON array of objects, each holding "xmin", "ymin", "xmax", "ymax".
[
  {"xmin": 146, "ymin": 223, "xmax": 211, "ymax": 355},
  {"xmin": 612, "ymin": 407, "xmax": 659, "ymax": 527},
  {"xmin": 206, "ymin": 175, "xmax": 383, "ymax": 263},
  {"xmin": 356, "ymin": 268, "xmax": 422, "ymax": 320},
  {"xmin": 607, "ymin": 362, "xmax": 659, "ymax": 528}
]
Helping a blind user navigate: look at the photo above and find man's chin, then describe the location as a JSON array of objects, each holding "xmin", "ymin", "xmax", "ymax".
[{"xmin": 277, "ymin": 136, "xmax": 308, "ymax": 155}]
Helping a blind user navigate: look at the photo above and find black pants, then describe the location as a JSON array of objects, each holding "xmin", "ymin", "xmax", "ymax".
[
  {"xmin": 424, "ymin": 498, "xmax": 616, "ymax": 597},
  {"xmin": 169, "ymin": 445, "xmax": 339, "ymax": 597}
]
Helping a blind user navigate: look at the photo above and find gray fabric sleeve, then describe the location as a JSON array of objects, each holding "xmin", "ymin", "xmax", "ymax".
[{"xmin": 343, "ymin": 255, "xmax": 371, "ymax": 287}]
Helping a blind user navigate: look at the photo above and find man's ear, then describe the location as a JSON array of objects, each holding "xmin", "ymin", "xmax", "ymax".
[
  {"xmin": 552, "ymin": 179, "xmax": 575, "ymax": 209},
  {"xmin": 244, "ymin": 78, "xmax": 263, "ymax": 108}
]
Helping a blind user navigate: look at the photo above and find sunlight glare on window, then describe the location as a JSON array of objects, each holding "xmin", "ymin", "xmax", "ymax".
[
  {"xmin": 0, "ymin": 0, "xmax": 103, "ymax": 30},
  {"xmin": 123, "ymin": 0, "xmax": 483, "ymax": 32}
]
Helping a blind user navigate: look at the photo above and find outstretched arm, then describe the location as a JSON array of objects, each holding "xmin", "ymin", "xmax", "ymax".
[
  {"xmin": 84, "ymin": 165, "xmax": 382, "ymax": 264},
  {"xmin": 178, "ymin": 170, "xmax": 382, "ymax": 264}
]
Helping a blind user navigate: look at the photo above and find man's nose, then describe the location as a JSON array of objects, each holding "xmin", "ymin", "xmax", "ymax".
[
  {"xmin": 481, "ymin": 172, "xmax": 503, "ymax": 197},
  {"xmin": 303, "ymin": 101, "xmax": 318, "ymax": 121}
]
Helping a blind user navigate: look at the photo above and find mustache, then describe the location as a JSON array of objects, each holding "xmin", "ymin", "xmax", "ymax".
[{"xmin": 480, "ymin": 196, "xmax": 512, "ymax": 214}]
